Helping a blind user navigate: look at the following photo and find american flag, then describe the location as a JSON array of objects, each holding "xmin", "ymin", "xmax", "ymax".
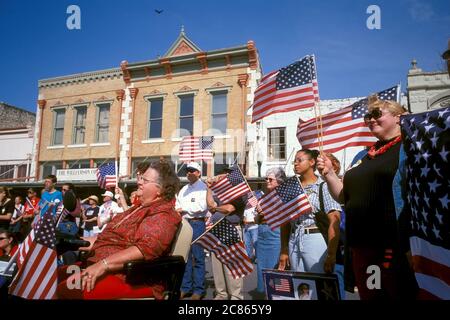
[
  {"xmin": 209, "ymin": 165, "xmax": 251, "ymax": 204},
  {"xmin": 9, "ymin": 207, "xmax": 58, "ymax": 299},
  {"xmin": 259, "ymin": 176, "xmax": 312, "ymax": 230},
  {"xmin": 196, "ymin": 218, "xmax": 253, "ymax": 279},
  {"xmin": 296, "ymin": 85, "xmax": 400, "ymax": 153},
  {"xmin": 245, "ymin": 194, "xmax": 258, "ymax": 209},
  {"xmin": 251, "ymin": 55, "xmax": 319, "ymax": 123},
  {"xmin": 273, "ymin": 278, "xmax": 292, "ymax": 293},
  {"xmin": 400, "ymin": 107, "xmax": 450, "ymax": 300},
  {"xmin": 179, "ymin": 136, "xmax": 214, "ymax": 161},
  {"xmin": 96, "ymin": 162, "xmax": 117, "ymax": 189}
]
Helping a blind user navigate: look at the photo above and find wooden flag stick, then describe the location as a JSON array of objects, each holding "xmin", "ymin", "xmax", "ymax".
[{"xmin": 191, "ymin": 213, "xmax": 231, "ymax": 245}]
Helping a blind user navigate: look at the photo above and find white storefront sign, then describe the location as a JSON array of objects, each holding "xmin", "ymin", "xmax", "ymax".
[{"xmin": 56, "ymin": 168, "xmax": 97, "ymax": 181}]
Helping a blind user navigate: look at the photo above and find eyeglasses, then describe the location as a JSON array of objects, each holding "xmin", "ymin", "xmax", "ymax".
[
  {"xmin": 292, "ymin": 158, "xmax": 310, "ymax": 164},
  {"xmin": 265, "ymin": 177, "xmax": 275, "ymax": 182},
  {"xmin": 0, "ymin": 237, "xmax": 8, "ymax": 240},
  {"xmin": 363, "ymin": 108, "xmax": 383, "ymax": 124},
  {"xmin": 137, "ymin": 174, "xmax": 161, "ymax": 186},
  {"xmin": 186, "ymin": 168, "xmax": 198, "ymax": 173}
]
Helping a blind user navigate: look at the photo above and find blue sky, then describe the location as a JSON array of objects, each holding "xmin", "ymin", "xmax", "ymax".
[{"xmin": 0, "ymin": 0, "xmax": 449, "ymax": 113}]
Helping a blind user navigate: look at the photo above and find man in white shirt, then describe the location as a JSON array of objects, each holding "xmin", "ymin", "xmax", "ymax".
[
  {"xmin": 175, "ymin": 162, "xmax": 208, "ymax": 300},
  {"xmin": 95, "ymin": 190, "xmax": 123, "ymax": 234}
]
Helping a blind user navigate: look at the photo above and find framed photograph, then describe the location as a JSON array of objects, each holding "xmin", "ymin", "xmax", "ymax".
[{"xmin": 263, "ymin": 269, "xmax": 341, "ymax": 301}]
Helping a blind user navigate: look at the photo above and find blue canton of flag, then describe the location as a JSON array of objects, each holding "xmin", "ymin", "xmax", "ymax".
[
  {"xmin": 196, "ymin": 218, "xmax": 253, "ymax": 279},
  {"xmin": 96, "ymin": 163, "xmax": 117, "ymax": 189},
  {"xmin": 400, "ymin": 107, "xmax": 450, "ymax": 300},
  {"xmin": 200, "ymin": 136, "xmax": 214, "ymax": 150},
  {"xmin": 210, "ymin": 165, "xmax": 251, "ymax": 204},
  {"xmin": 260, "ymin": 176, "xmax": 312, "ymax": 229}
]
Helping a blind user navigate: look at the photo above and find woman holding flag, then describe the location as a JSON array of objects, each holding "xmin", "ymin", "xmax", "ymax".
[
  {"xmin": 278, "ymin": 149, "xmax": 344, "ymax": 298},
  {"xmin": 317, "ymin": 96, "xmax": 417, "ymax": 300}
]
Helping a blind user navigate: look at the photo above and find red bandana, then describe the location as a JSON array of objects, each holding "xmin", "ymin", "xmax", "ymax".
[{"xmin": 367, "ymin": 136, "xmax": 402, "ymax": 159}]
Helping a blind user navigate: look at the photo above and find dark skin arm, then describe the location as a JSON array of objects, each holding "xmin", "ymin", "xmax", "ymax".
[
  {"xmin": 324, "ymin": 210, "xmax": 341, "ymax": 273},
  {"xmin": 278, "ymin": 223, "xmax": 291, "ymax": 270}
]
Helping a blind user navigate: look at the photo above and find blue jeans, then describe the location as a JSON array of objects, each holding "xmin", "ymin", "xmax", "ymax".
[
  {"xmin": 256, "ymin": 224, "xmax": 280, "ymax": 293},
  {"xmin": 83, "ymin": 229, "xmax": 96, "ymax": 237},
  {"xmin": 243, "ymin": 225, "xmax": 258, "ymax": 260},
  {"xmin": 289, "ymin": 231, "xmax": 345, "ymax": 299},
  {"xmin": 181, "ymin": 220, "xmax": 206, "ymax": 295}
]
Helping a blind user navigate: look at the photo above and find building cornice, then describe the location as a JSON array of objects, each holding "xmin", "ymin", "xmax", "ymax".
[{"xmin": 39, "ymin": 68, "xmax": 123, "ymax": 88}]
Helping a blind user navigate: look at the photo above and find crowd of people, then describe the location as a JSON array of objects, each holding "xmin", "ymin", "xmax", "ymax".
[{"xmin": 2, "ymin": 43, "xmax": 450, "ymax": 299}]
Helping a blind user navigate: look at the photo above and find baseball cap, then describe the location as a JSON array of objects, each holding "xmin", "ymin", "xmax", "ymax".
[
  {"xmin": 186, "ymin": 162, "xmax": 201, "ymax": 173},
  {"xmin": 101, "ymin": 191, "xmax": 114, "ymax": 198}
]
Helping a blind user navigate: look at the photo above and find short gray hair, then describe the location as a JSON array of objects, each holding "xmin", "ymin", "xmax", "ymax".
[{"xmin": 266, "ymin": 167, "xmax": 287, "ymax": 185}]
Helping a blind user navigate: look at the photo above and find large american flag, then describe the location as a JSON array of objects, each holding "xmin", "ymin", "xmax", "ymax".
[
  {"xmin": 96, "ymin": 162, "xmax": 117, "ymax": 189},
  {"xmin": 400, "ymin": 107, "xmax": 450, "ymax": 300},
  {"xmin": 196, "ymin": 218, "xmax": 253, "ymax": 279},
  {"xmin": 251, "ymin": 55, "xmax": 319, "ymax": 123},
  {"xmin": 210, "ymin": 165, "xmax": 251, "ymax": 204},
  {"xmin": 9, "ymin": 207, "xmax": 58, "ymax": 299},
  {"xmin": 259, "ymin": 176, "xmax": 312, "ymax": 230},
  {"xmin": 296, "ymin": 85, "xmax": 400, "ymax": 153},
  {"xmin": 179, "ymin": 136, "xmax": 214, "ymax": 161}
]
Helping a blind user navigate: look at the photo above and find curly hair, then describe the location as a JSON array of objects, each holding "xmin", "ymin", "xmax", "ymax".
[
  {"xmin": 265, "ymin": 167, "xmax": 288, "ymax": 185},
  {"xmin": 137, "ymin": 159, "xmax": 180, "ymax": 201}
]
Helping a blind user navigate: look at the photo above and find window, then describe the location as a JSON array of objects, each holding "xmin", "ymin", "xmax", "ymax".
[
  {"xmin": 0, "ymin": 165, "xmax": 14, "ymax": 180},
  {"xmin": 148, "ymin": 98, "xmax": 163, "ymax": 139},
  {"xmin": 211, "ymin": 91, "xmax": 228, "ymax": 134},
  {"xmin": 41, "ymin": 162, "xmax": 63, "ymax": 179},
  {"xmin": 213, "ymin": 153, "xmax": 237, "ymax": 176},
  {"xmin": 267, "ymin": 128, "xmax": 286, "ymax": 161},
  {"xmin": 17, "ymin": 165, "xmax": 27, "ymax": 178},
  {"xmin": 179, "ymin": 94, "xmax": 194, "ymax": 136},
  {"xmin": 52, "ymin": 109, "xmax": 65, "ymax": 145},
  {"xmin": 96, "ymin": 103, "xmax": 110, "ymax": 142},
  {"xmin": 67, "ymin": 160, "xmax": 91, "ymax": 169},
  {"xmin": 73, "ymin": 106, "xmax": 87, "ymax": 144}
]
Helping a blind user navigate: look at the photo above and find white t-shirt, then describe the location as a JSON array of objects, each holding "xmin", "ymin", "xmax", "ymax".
[
  {"xmin": 175, "ymin": 179, "xmax": 208, "ymax": 219},
  {"xmin": 97, "ymin": 200, "xmax": 123, "ymax": 230}
]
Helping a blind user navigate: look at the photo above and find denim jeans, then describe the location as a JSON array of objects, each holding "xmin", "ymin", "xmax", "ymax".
[
  {"xmin": 83, "ymin": 229, "xmax": 96, "ymax": 237},
  {"xmin": 256, "ymin": 224, "xmax": 280, "ymax": 293},
  {"xmin": 181, "ymin": 220, "xmax": 206, "ymax": 295},
  {"xmin": 243, "ymin": 225, "xmax": 258, "ymax": 260},
  {"xmin": 289, "ymin": 231, "xmax": 346, "ymax": 299}
]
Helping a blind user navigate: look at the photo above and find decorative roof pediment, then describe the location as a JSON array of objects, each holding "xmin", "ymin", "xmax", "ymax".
[
  {"xmin": 164, "ymin": 26, "xmax": 202, "ymax": 58},
  {"xmin": 149, "ymin": 89, "xmax": 163, "ymax": 95},
  {"xmin": 211, "ymin": 82, "xmax": 226, "ymax": 88},
  {"xmin": 178, "ymin": 85, "xmax": 193, "ymax": 92}
]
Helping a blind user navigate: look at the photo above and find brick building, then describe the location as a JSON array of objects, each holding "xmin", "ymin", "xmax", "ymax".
[{"xmin": 33, "ymin": 29, "xmax": 262, "ymax": 181}]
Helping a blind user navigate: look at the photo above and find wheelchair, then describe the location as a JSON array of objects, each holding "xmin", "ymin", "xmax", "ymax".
[{"xmin": 7, "ymin": 218, "xmax": 193, "ymax": 300}]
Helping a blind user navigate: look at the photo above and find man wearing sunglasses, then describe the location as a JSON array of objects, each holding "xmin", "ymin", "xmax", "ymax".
[{"xmin": 175, "ymin": 162, "xmax": 208, "ymax": 300}]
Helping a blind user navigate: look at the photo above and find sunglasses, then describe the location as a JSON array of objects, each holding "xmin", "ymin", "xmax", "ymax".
[
  {"xmin": 363, "ymin": 108, "xmax": 383, "ymax": 124},
  {"xmin": 265, "ymin": 177, "xmax": 275, "ymax": 182},
  {"xmin": 186, "ymin": 168, "xmax": 198, "ymax": 173}
]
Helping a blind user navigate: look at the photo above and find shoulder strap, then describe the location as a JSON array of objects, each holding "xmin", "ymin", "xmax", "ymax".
[{"xmin": 319, "ymin": 182, "xmax": 325, "ymax": 213}]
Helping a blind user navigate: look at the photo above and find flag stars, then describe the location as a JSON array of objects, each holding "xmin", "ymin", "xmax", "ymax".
[
  {"xmin": 432, "ymin": 224, "xmax": 442, "ymax": 240},
  {"xmin": 420, "ymin": 221, "xmax": 427, "ymax": 235},
  {"xmin": 433, "ymin": 164, "xmax": 443, "ymax": 178},
  {"xmin": 420, "ymin": 165, "xmax": 430, "ymax": 177},
  {"xmin": 415, "ymin": 139, "xmax": 424, "ymax": 150},
  {"xmin": 435, "ymin": 210, "xmax": 443, "ymax": 225},
  {"xmin": 423, "ymin": 194, "xmax": 430, "ymax": 208},
  {"xmin": 439, "ymin": 194, "xmax": 449, "ymax": 209},
  {"xmin": 438, "ymin": 108, "xmax": 449, "ymax": 119},
  {"xmin": 439, "ymin": 146, "xmax": 449, "ymax": 162},
  {"xmin": 430, "ymin": 132, "xmax": 439, "ymax": 148},
  {"xmin": 428, "ymin": 180, "xmax": 441, "ymax": 193}
]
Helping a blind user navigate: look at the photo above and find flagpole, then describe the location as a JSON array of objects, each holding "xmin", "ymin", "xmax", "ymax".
[
  {"xmin": 294, "ymin": 175, "xmax": 314, "ymax": 211},
  {"xmin": 115, "ymin": 159, "xmax": 119, "ymax": 188},
  {"xmin": 235, "ymin": 153, "xmax": 254, "ymax": 195},
  {"xmin": 284, "ymin": 147, "xmax": 296, "ymax": 172},
  {"xmin": 308, "ymin": 55, "xmax": 324, "ymax": 154}
]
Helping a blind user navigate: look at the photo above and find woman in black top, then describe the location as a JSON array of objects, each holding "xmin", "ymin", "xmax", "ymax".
[{"xmin": 317, "ymin": 96, "xmax": 417, "ymax": 300}]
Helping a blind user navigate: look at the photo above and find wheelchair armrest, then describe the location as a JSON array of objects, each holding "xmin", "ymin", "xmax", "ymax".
[{"xmin": 124, "ymin": 256, "xmax": 185, "ymax": 286}]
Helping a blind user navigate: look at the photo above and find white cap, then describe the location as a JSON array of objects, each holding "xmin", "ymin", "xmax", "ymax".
[
  {"xmin": 101, "ymin": 191, "xmax": 114, "ymax": 198},
  {"xmin": 186, "ymin": 162, "xmax": 201, "ymax": 173}
]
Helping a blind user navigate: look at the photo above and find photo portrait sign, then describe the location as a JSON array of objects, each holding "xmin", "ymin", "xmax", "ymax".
[{"xmin": 263, "ymin": 269, "xmax": 341, "ymax": 300}]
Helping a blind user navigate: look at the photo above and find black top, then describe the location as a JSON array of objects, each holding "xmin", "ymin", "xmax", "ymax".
[
  {"xmin": 84, "ymin": 206, "xmax": 99, "ymax": 230},
  {"xmin": 343, "ymin": 142, "xmax": 401, "ymax": 248},
  {"xmin": 0, "ymin": 199, "xmax": 14, "ymax": 230}
]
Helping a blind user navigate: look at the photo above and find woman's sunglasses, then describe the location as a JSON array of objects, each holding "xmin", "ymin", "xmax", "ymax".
[{"xmin": 363, "ymin": 108, "xmax": 383, "ymax": 124}]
